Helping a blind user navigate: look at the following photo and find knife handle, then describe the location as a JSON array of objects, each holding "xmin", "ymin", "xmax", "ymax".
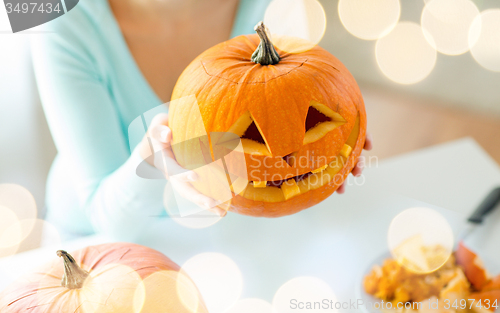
[{"xmin": 468, "ymin": 186, "xmax": 500, "ymax": 224}]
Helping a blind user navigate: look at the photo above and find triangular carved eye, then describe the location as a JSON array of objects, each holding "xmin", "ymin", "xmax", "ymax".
[
  {"xmin": 226, "ymin": 111, "xmax": 271, "ymax": 156},
  {"xmin": 242, "ymin": 121, "xmax": 266, "ymax": 145},
  {"xmin": 305, "ymin": 106, "xmax": 331, "ymax": 132},
  {"xmin": 303, "ymin": 101, "xmax": 347, "ymax": 145}
]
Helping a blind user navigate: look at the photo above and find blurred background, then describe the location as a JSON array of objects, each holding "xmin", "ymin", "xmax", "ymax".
[{"xmin": 0, "ymin": 0, "xmax": 499, "ymax": 252}]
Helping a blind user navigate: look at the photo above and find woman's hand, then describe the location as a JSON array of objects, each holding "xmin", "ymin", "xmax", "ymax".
[
  {"xmin": 139, "ymin": 113, "xmax": 227, "ymax": 216},
  {"xmin": 337, "ymin": 132, "xmax": 373, "ymax": 194},
  {"xmin": 140, "ymin": 114, "xmax": 371, "ymax": 208}
]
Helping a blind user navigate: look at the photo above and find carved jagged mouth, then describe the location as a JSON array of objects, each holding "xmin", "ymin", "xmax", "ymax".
[
  {"xmin": 234, "ymin": 114, "xmax": 361, "ymax": 202},
  {"xmin": 255, "ymin": 171, "xmax": 314, "ymax": 188},
  {"xmin": 240, "ymin": 152, "xmax": 349, "ymax": 202}
]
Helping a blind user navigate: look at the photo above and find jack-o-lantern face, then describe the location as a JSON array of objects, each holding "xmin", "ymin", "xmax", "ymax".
[{"xmin": 170, "ymin": 23, "xmax": 367, "ymax": 217}]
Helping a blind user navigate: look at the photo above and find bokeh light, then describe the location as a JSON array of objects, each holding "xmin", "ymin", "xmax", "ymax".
[
  {"xmin": 388, "ymin": 207, "xmax": 454, "ymax": 274},
  {"xmin": 25, "ymin": 219, "xmax": 61, "ymax": 250},
  {"xmin": 264, "ymin": 0, "xmax": 326, "ymax": 53},
  {"xmin": 226, "ymin": 298, "xmax": 273, "ymax": 313},
  {"xmin": 0, "ymin": 184, "xmax": 40, "ymax": 256},
  {"xmin": 273, "ymin": 276, "xmax": 338, "ymax": 313},
  {"xmin": 469, "ymin": 9, "xmax": 500, "ymax": 72},
  {"xmin": 376, "ymin": 22, "xmax": 437, "ymax": 84},
  {"xmin": 1, "ymin": 219, "xmax": 53, "ymax": 250},
  {"xmin": 421, "ymin": 0, "xmax": 480, "ymax": 55},
  {"xmin": 176, "ymin": 270, "xmax": 205, "ymax": 313},
  {"xmin": 0, "ymin": 184, "xmax": 37, "ymax": 235},
  {"xmin": 0, "ymin": 184, "xmax": 37, "ymax": 220},
  {"xmin": 181, "ymin": 253, "xmax": 243, "ymax": 313},
  {"xmin": 338, "ymin": 0, "xmax": 400, "ymax": 40},
  {"xmin": 133, "ymin": 270, "xmax": 201, "ymax": 313},
  {"xmin": 0, "ymin": 205, "xmax": 21, "ymax": 258}
]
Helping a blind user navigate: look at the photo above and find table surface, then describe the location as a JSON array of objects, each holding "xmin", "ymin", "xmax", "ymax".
[{"xmin": 1, "ymin": 137, "xmax": 500, "ymax": 312}]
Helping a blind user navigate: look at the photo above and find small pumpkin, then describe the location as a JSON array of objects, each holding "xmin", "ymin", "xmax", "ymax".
[
  {"xmin": 0, "ymin": 243, "xmax": 208, "ymax": 313},
  {"xmin": 169, "ymin": 22, "xmax": 367, "ymax": 217}
]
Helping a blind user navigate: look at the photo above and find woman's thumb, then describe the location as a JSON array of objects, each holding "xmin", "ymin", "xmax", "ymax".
[{"xmin": 151, "ymin": 125, "xmax": 172, "ymax": 144}]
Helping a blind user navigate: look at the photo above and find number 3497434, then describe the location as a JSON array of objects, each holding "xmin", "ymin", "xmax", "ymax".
[
  {"xmin": 443, "ymin": 299, "xmax": 499, "ymax": 311},
  {"xmin": 5, "ymin": 2, "xmax": 62, "ymax": 14}
]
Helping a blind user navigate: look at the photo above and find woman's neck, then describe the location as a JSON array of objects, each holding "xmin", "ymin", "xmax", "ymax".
[{"xmin": 113, "ymin": 0, "xmax": 231, "ymax": 21}]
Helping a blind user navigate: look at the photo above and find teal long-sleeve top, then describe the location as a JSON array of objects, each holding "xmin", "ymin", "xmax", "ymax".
[{"xmin": 31, "ymin": 0, "xmax": 271, "ymax": 241}]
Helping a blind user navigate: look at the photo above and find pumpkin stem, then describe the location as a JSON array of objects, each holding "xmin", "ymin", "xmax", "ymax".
[
  {"xmin": 57, "ymin": 250, "xmax": 89, "ymax": 289},
  {"xmin": 251, "ymin": 21, "xmax": 280, "ymax": 65}
]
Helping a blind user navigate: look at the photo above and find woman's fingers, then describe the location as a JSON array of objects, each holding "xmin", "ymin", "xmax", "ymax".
[
  {"xmin": 170, "ymin": 179, "xmax": 212, "ymax": 208},
  {"xmin": 150, "ymin": 125, "xmax": 171, "ymax": 144},
  {"xmin": 338, "ymin": 160, "xmax": 362, "ymax": 194},
  {"xmin": 144, "ymin": 112, "xmax": 226, "ymax": 217},
  {"xmin": 146, "ymin": 113, "xmax": 171, "ymax": 150},
  {"xmin": 154, "ymin": 150, "xmax": 197, "ymax": 180},
  {"xmin": 337, "ymin": 182, "xmax": 346, "ymax": 194},
  {"xmin": 140, "ymin": 113, "xmax": 171, "ymax": 166},
  {"xmin": 338, "ymin": 150, "xmax": 366, "ymax": 194},
  {"xmin": 209, "ymin": 206, "xmax": 228, "ymax": 217},
  {"xmin": 352, "ymin": 158, "xmax": 364, "ymax": 177},
  {"xmin": 144, "ymin": 115, "xmax": 185, "ymax": 178},
  {"xmin": 170, "ymin": 178, "xmax": 225, "ymax": 215},
  {"xmin": 364, "ymin": 132, "xmax": 373, "ymax": 151},
  {"xmin": 171, "ymin": 169, "xmax": 198, "ymax": 182}
]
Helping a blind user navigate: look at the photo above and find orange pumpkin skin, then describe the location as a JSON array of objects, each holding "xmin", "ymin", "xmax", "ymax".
[
  {"xmin": 470, "ymin": 290, "xmax": 500, "ymax": 312},
  {"xmin": 483, "ymin": 274, "xmax": 500, "ymax": 291},
  {"xmin": 0, "ymin": 243, "xmax": 208, "ymax": 313},
  {"xmin": 456, "ymin": 241, "xmax": 490, "ymax": 290},
  {"xmin": 170, "ymin": 33, "xmax": 366, "ymax": 217}
]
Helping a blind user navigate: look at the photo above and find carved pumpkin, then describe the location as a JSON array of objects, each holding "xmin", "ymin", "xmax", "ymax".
[
  {"xmin": 470, "ymin": 290, "xmax": 500, "ymax": 312},
  {"xmin": 456, "ymin": 241, "xmax": 490, "ymax": 290},
  {"xmin": 0, "ymin": 243, "xmax": 208, "ymax": 313},
  {"xmin": 169, "ymin": 22, "xmax": 367, "ymax": 217},
  {"xmin": 483, "ymin": 274, "xmax": 500, "ymax": 292}
]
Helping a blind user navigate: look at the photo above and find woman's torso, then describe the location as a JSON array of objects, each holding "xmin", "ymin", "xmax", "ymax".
[{"xmin": 43, "ymin": 0, "xmax": 271, "ymax": 237}]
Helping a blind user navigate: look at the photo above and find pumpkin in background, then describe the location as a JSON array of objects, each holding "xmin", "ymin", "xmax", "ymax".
[
  {"xmin": 456, "ymin": 241, "xmax": 490, "ymax": 290},
  {"xmin": 0, "ymin": 243, "xmax": 208, "ymax": 313},
  {"xmin": 483, "ymin": 274, "xmax": 500, "ymax": 291},
  {"xmin": 169, "ymin": 22, "xmax": 367, "ymax": 217},
  {"xmin": 469, "ymin": 290, "xmax": 500, "ymax": 312},
  {"xmin": 456, "ymin": 243, "xmax": 500, "ymax": 312}
]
